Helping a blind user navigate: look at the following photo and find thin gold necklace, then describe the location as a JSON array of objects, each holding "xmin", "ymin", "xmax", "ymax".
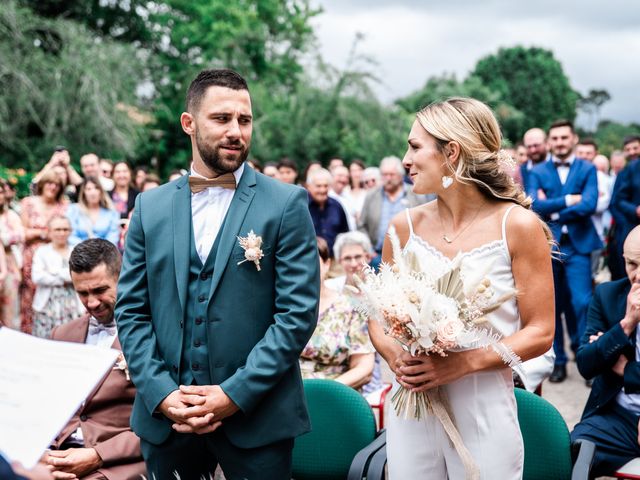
[{"xmin": 439, "ymin": 203, "xmax": 486, "ymax": 244}]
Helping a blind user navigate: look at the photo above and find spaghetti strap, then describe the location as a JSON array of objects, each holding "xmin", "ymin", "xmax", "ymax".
[
  {"xmin": 405, "ymin": 208, "xmax": 414, "ymax": 237},
  {"xmin": 501, "ymin": 204, "xmax": 518, "ymax": 251}
]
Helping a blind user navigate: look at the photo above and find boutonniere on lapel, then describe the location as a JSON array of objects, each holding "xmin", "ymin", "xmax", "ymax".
[
  {"xmin": 113, "ymin": 353, "xmax": 131, "ymax": 381},
  {"xmin": 237, "ymin": 230, "xmax": 264, "ymax": 271}
]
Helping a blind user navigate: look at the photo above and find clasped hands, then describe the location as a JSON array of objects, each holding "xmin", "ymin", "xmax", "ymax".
[
  {"xmin": 41, "ymin": 448, "xmax": 102, "ymax": 479},
  {"xmin": 393, "ymin": 350, "xmax": 471, "ymax": 393},
  {"xmin": 588, "ymin": 284, "xmax": 640, "ymax": 377},
  {"xmin": 160, "ymin": 385, "xmax": 239, "ymax": 435}
]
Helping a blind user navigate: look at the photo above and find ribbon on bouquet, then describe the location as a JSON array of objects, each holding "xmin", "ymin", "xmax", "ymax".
[
  {"xmin": 428, "ymin": 388, "xmax": 480, "ymax": 480},
  {"xmin": 393, "ymin": 386, "xmax": 480, "ymax": 480}
]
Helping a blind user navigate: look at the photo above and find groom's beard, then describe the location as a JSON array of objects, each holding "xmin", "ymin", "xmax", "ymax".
[{"xmin": 195, "ymin": 128, "xmax": 249, "ymax": 175}]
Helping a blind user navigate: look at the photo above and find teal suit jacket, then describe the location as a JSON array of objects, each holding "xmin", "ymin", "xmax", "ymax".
[{"xmin": 115, "ymin": 166, "xmax": 320, "ymax": 448}]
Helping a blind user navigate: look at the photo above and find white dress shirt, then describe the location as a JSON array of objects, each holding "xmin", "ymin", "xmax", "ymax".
[
  {"xmin": 85, "ymin": 317, "xmax": 118, "ymax": 348},
  {"xmin": 593, "ymin": 170, "xmax": 613, "ymax": 240},
  {"xmin": 549, "ymin": 154, "xmax": 575, "ymax": 233},
  {"xmin": 64, "ymin": 316, "xmax": 118, "ymax": 446},
  {"xmin": 190, "ymin": 163, "xmax": 244, "ymax": 264}
]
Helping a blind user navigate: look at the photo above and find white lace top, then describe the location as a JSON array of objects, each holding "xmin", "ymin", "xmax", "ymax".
[{"xmin": 402, "ymin": 205, "xmax": 520, "ymax": 339}]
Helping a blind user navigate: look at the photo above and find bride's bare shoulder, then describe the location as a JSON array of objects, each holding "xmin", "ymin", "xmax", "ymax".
[
  {"xmin": 389, "ymin": 201, "xmax": 437, "ymax": 243},
  {"xmin": 504, "ymin": 204, "xmax": 551, "ymax": 252}
]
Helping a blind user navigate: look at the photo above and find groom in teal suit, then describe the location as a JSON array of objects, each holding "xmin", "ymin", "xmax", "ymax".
[{"xmin": 115, "ymin": 69, "xmax": 320, "ymax": 479}]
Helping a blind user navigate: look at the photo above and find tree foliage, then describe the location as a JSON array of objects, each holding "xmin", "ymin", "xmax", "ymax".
[
  {"xmin": 251, "ymin": 59, "xmax": 410, "ymax": 167},
  {"xmin": 591, "ymin": 120, "xmax": 640, "ymax": 157},
  {"xmin": 395, "ymin": 73, "xmax": 525, "ymax": 146},
  {"xmin": 577, "ymin": 89, "xmax": 611, "ymax": 133},
  {"xmin": 0, "ymin": 1, "xmax": 146, "ymax": 170},
  {"xmin": 19, "ymin": 0, "xmax": 154, "ymax": 45},
  {"xmin": 472, "ymin": 46, "xmax": 579, "ymax": 142},
  {"xmin": 1, "ymin": 4, "xmax": 629, "ymax": 177},
  {"xmin": 141, "ymin": 0, "xmax": 320, "ymax": 174}
]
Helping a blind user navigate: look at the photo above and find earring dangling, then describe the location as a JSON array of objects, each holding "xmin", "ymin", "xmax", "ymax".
[{"xmin": 442, "ymin": 175, "xmax": 454, "ymax": 189}]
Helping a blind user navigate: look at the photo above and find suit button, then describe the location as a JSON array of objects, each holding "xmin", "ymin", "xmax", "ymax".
[
  {"xmin": 200, "ymin": 272, "xmax": 209, "ymax": 280},
  {"xmin": 198, "ymin": 295, "xmax": 206, "ymax": 303},
  {"xmin": 193, "ymin": 363, "xmax": 200, "ymax": 371},
  {"xmin": 80, "ymin": 414, "xmax": 88, "ymax": 421},
  {"xmin": 194, "ymin": 340, "xmax": 201, "ymax": 348},
  {"xmin": 195, "ymin": 317, "xmax": 203, "ymax": 325}
]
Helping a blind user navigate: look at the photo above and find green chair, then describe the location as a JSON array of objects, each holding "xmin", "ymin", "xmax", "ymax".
[
  {"xmin": 515, "ymin": 388, "xmax": 594, "ymax": 480},
  {"xmin": 292, "ymin": 379, "xmax": 385, "ymax": 480}
]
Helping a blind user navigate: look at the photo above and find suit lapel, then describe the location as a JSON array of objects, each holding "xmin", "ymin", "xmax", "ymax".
[
  {"xmin": 544, "ymin": 161, "xmax": 563, "ymax": 195},
  {"xmin": 208, "ymin": 167, "xmax": 257, "ymax": 300},
  {"xmin": 562, "ymin": 159, "xmax": 580, "ymax": 194},
  {"xmin": 66, "ymin": 315, "xmax": 90, "ymax": 343},
  {"xmin": 173, "ymin": 176, "xmax": 191, "ymax": 316},
  {"xmin": 65, "ymin": 316, "xmax": 112, "ymax": 407}
]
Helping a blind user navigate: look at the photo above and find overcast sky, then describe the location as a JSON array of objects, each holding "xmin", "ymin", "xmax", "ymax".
[{"xmin": 310, "ymin": 0, "xmax": 640, "ymax": 126}]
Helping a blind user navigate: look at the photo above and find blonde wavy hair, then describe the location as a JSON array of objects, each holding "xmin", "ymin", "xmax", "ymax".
[{"xmin": 416, "ymin": 97, "xmax": 553, "ymax": 244}]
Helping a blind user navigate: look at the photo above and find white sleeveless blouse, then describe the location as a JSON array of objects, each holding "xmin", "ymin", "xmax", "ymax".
[{"xmin": 402, "ymin": 204, "xmax": 521, "ymax": 339}]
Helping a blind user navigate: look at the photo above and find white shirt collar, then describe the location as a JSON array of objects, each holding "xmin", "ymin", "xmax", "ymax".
[{"xmin": 86, "ymin": 316, "xmax": 117, "ymax": 348}]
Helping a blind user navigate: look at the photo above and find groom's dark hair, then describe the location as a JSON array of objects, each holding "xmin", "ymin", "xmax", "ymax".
[
  {"xmin": 186, "ymin": 68, "xmax": 249, "ymax": 113},
  {"xmin": 69, "ymin": 238, "xmax": 121, "ymax": 278}
]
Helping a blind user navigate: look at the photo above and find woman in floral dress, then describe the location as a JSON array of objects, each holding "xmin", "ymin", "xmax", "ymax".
[
  {"xmin": 31, "ymin": 215, "xmax": 83, "ymax": 338},
  {"xmin": 0, "ymin": 179, "xmax": 25, "ymax": 329},
  {"xmin": 20, "ymin": 170, "xmax": 67, "ymax": 333},
  {"xmin": 299, "ymin": 237, "xmax": 375, "ymax": 389}
]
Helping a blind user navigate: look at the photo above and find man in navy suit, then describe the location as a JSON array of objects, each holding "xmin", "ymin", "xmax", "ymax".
[
  {"xmin": 528, "ymin": 119, "xmax": 602, "ymax": 382},
  {"xmin": 520, "ymin": 127, "xmax": 550, "ymax": 192},
  {"xmin": 609, "ymin": 136, "xmax": 640, "ymax": 281},
  {"xmin": 571, "ymin": 226, "xmax": 640, "ymax": 477}
]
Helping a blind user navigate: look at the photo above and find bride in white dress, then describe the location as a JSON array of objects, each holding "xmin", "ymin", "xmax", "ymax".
[{"xmin": 368, "ymin": 98, "xmax": 555, "ymax": 479}]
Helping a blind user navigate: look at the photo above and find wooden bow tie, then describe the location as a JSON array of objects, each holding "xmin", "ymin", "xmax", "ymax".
[{"xmin": 188, "ymin": 173, "xmax": 237, "ymax": 193}]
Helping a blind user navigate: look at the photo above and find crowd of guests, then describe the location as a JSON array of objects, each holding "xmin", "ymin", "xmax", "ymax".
[
  {"xmin": 508, "ymin": 128, "xmax": 640, "ymax": 476},
  {"xmin": 0, "ymin": 147, "xmax": 174, "ymax": 337},
  {"xmin": 1, "ymin": 127, "xmax": 640, "ymax": 478},
  {"xmin": 512, "ymin": 130, "xmax": 640, "ymax": 384}
]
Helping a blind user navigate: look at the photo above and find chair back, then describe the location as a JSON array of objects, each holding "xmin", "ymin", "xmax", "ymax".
[
  {"xmin": 292, "ymin": 379, "xmax": 377, "ymax": 480},
  {"xmin": 515, "ymin": 388, "xmax": 573, "ymax": 480}
]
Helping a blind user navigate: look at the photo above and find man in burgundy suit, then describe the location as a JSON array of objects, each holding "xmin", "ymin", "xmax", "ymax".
[{"xmin": 43, "ymin": 239, "xmax": 145, "ymax": 480}]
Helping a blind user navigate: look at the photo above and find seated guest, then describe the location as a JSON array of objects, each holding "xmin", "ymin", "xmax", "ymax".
[
  {"xmin": 571, "ymin": 225, "xmax": 640, "ymax": 476},
  {"xmin": 31, "ymin": 216, "xmax": 83, "ymax": 338},
  {"xmin": 307, "ymin": 168, "xmax": 350, "ymax": 254},
  {"xmin": 67, "ymin": 177, "xmax": 120, "ymax": 246},
  {"xmin": 325, "ymin": 231, "xmax": 374, "ymax": 292},
  {"xmin": 299, "ymin": 237, "xmax": 375, "ymax": 389},
  {"xmin": 43, "ymin": 239, "xmax": 145, "ymax": 479},
  {"xmin": 325, "ymin": 231, "xmax": 385, "ymax": 396}
]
